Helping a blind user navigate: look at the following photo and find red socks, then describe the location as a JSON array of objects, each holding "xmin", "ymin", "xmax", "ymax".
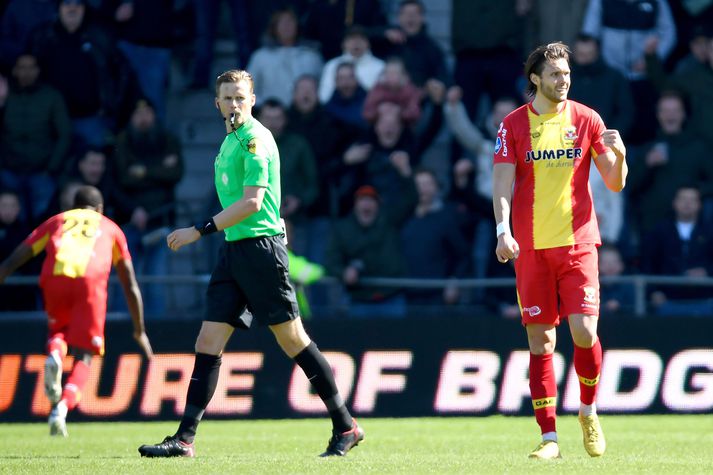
[
  {"xmin": 529, "ymin": 353, "xmax": 557, "ymax": 434},
  {"xmin": 574, "ymin": 339, "xmax": 602, "ymax": 405},
  {"xmin": 61, "ymin": 359, "xmax": 91, "ymax": 410}
]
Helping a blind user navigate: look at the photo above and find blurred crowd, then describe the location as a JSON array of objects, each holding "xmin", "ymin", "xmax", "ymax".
[{"xmin": 1, "ymin": 0, "xmax": 712, "ymax": 318}]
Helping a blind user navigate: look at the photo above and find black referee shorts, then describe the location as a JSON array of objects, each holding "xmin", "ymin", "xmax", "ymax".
[{"xmin": 204, "ymin": 234, "xmax": 300, "ymax": 329}]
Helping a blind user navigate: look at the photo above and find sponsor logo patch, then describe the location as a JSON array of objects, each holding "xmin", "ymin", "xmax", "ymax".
[{"xmin": 523, "ymin": 306, "xmax": 542, "ymax": 317}]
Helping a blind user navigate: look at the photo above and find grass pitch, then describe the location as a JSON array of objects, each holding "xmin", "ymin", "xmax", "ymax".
[{"xmin": 1, "ymin": 415, "xmax": 712, "ymax": 474}]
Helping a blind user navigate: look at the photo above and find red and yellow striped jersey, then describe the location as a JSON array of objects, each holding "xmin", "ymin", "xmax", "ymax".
[
  {"xmin": 24, "ymin": 208, "xmax": 131, "ymax": 284},
  {"xmin": 493, "ymin": 100, "xmax": 609, "ymax": 250}
]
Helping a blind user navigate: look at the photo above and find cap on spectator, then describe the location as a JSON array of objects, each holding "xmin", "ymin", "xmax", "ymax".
[{"xmin": 354, "ymin": 185, "xmax": 379, "ymax": 201}]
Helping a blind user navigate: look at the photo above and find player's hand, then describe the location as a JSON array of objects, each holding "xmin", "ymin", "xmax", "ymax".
[
  {"xmin": 167, "ymin": 227, "xmax": 200, "ymax": 251},
  {"xmin": 495, "ymin": 233, "xmax": 520, "ymax": 263},
  {"xmin": 133, "ymin": 331, "xmax": 154, "ymax": 359},
  {"xmin": 602, "ymin": 129, "xmax": 626, "ymax": 159}
]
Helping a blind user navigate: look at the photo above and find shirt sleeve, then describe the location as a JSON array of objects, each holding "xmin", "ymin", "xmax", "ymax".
[
  {"xmin": 493, "ymin": 116, "xmax": 515, "ymax": 165},
  {"xmin": 243, "ymin": 135, "xmax": 270, "ymax": 187},
  {"xmin": 23, "ymin": 217, "xmax": 54, "ymax": 256},
  {"xmin": 589, "ymin": 110, "xmax": 609, "ymax": 158},
  {"xmin": 112, "ymin": 224, "xmax": 132, "ymax": 265}
]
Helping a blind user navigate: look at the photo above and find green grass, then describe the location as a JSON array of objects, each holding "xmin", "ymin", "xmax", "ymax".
[{"xmin": 1, "ymin": 415, "xmax": 712, "ymax": 474}]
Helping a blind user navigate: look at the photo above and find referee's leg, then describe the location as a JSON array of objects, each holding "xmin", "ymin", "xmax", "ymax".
[{"xmin": 271, "ymin": 319, "xmax": 364, "ymax": 456}]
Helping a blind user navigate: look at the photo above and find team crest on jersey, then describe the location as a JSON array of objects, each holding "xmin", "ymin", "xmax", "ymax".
[
  {"xmin": 495, "ymin": 136, "xmax": 502, "ymax": 154},
  {"xmin": 247, "ymin": 138, "xmax": 257, "ymax": 154},
  {"xmin": 563, "ymin": 126, "xmax": 578, "ymax": 142}
]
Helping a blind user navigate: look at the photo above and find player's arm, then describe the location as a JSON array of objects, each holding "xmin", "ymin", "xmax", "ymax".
[
  {"xmin": 115, "ymin": 258, "xmax": 153, "ymax": 359},
  {"xmin": 0, "ymin": 242, "xmax": 35, "ymax": 284},
  {"xmin": 594, "ymin": 129, "xmax": 628, "ymax": 192},
  {"xmin": 492, "ymin": 163, "xmax": 520, "ymax": 263},
  {"xmin": 167, "ymin": 186, "xmax": 265, "ymax": 251}
]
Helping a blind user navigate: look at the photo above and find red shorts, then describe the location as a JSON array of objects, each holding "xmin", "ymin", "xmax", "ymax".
[
  {"xmin": 41, "ymin": 276, "xmax": 107, "ymax": 355},
  {"xmin": 514, "ymin": 243, "xmax": 599, "ymax": 326}
]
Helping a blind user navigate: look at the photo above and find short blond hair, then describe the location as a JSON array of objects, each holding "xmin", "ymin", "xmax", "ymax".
[{"xmin": 215, "ymin": 69, "xmax": 254, "ymax": 97}]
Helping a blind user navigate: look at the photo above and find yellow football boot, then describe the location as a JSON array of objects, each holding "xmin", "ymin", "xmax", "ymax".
[
  {"xmin": 528, "ymin": 440, "xmax": 562, "ymax": 459},
  {"xmin": 579, "ymin": 413, "xmax": 606, "ymax": 457}
]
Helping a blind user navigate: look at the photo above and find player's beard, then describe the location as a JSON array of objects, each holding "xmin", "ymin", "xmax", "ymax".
[{"xmin": 541, "ymin": 82, "xmax": 568, "ymax": 104}]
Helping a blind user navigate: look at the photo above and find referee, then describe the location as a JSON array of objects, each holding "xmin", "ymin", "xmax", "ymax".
[{"xmin": 138, "ymin": 70, "xmax": 363, "ymax": 458}]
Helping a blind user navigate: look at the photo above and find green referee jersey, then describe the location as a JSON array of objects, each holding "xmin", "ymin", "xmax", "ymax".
[{"xmin": 214, "ymin": 116, "xmax": 283, "ymax": 241}]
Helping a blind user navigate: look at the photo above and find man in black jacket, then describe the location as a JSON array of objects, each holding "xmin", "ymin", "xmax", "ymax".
[
  {"xmin": 641, "ymin": 186, "xmax": 713, "ymax": 316},
  {"xmin": 27, "ymin": 0, "xmax": 135, "ymax": 147}
]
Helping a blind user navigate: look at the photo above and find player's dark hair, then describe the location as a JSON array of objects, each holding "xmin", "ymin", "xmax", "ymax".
[
  {"xmin": 73, "ymin": 185, "xmax": 103, "ymax": 209},
  {"xmin": 524, "ymin": 42, "xmax": 571, "ymax": 97}
]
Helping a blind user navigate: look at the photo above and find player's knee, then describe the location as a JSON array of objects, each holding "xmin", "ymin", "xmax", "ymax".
[
  {"xmin": 194, "ymin": 332, "xmax": 223, "ymax": 355},
  {"xmin": 572, "ymin": 331, "xmax": 597, "ymax": 348}
]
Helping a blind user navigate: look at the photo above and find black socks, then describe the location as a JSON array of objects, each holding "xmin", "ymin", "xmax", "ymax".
[
  {"xmin": 293, "ymin": 342, "xmax": 352, "ymax": 433},
  {"xmin": 176, "ymin": 353, "xmax": 222, "ymax": 443}
]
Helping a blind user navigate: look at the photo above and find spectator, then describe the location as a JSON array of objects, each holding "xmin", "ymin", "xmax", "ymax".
[
  {"xmin": 598, "ymin": 244, "xmax": 635, "ymax": 316},
  {"xmin": 450, "ymin": 0, "xmax": 525, "ymax": 121},
  {"xmin": 589, "ymin": 164, "xmax": 624, "ymax": 245},
  {"xmin": 524, "ymin": 0, "xmax": 589, "ymax": 53},
  {"xmin": 0, "ymin": 0, "xmax": 56, "ymax": 72},
  {"xmin": 627, "ymin": 91, "xmax": 713, "ymax": 236},
  {"xmin": 324, "ymin": 62, "xmax": 369, "ymax": 132},
  {"xmin": 444, "ymin": 86, "xmax": 517, "ymax": 278},
  {"xmin": 483, "ymin": 257, "xmax": 519, "ymax": 319},
  {"xmin": 645, "ymin": 32, "xmax": 713, "ymax": 148},
  {"xmin": 341, "ymin": 108, "xmax": 416, "ymax": 210},
  {"xmin": 362, "ymin": 57, "xmax": 423, "ymax": 126},
  {"xmin": 285, "ymin": 75, "xmax": 349, "ymax": 263},
  {"xmin": 582, "ymin": 0, "xmax": 677, "ymax": 81},
  {"xmin": 0, "ymin": 54, "xmax": 71, "ymax": 223},
  {"xmin": 27, "ymin": 0, "xmax": 135, "ymax": 147},
  {"xmin": 372, "ymin": 0, "xmax": 449, "ymax": 93},
  {"xmin": 569, "ymin": 33, "xmax": 635, "ymax": 140},
  {"xmin": 318, "ymin": 25, "xmax": 385, "ymax": 104},
  {"xmin": 641, "ymin": 186, "xmax": 713, "ymax": 316},
  {"xmin": 257, "ymin": 98, "xmax": 318, "ymax": 258},
  {"xmin": 0, "ymin": 190, "xmax": 37, "ymax": 310},
  {"xmin": 302, "ymin": 0, "xmax": 389, "ymax": 61},
  {"xmin": 188, "ymin": 0, "xmax": 252, "ymax": 89},
  {"xmin": 246, "ymin": 7, "xmax": 323, "ymax": 107},
  {"xmin": 400, "ymin": 168, "xmax": 469, "ymax": 308},
  {"xmin": 674, "ymin": 24, "xmax": 713, "ymax": 74},
  {"xmin": 106, "ymin": 0, "xmax": 174, "ymax": 123},
  {"xmin": 114, "ymin": 98, "xmax": 183, "ymax": 317},
  {"xmin": 55, "ymin": 147, "xmax": 133, "ymax": 223},
  {"xmin": 325, "ymin": 185, "xmax": 415, "ymax": 319},
  {"xmin": 582, "ymin": 0, "xmax": 677, "ymax": 144}
]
